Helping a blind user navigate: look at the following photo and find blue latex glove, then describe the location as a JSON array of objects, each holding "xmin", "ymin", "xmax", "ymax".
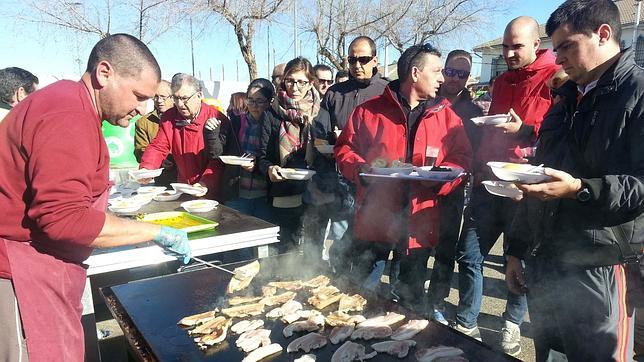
[{"xmin": 153, "ymin": 226, "xmax": 192, "ymax": 264}]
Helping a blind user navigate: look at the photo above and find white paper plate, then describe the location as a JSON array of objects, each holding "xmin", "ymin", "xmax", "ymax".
[
  {"xmin": 128, "ymin": 168, "xmax": 163, "ymax": 180},
  {"xmin": 279, "ymin": 168, "xmax": 317, "ymax": 180},
  {"xmin": 416, "ymin": 166, "xmax": 464, "ymax": 180},
  {"xmin": 171, "ymin": 183, "xmax": 207, "ymax": 196},
  {"xmin": 482, "ymin": 180, "xmax": 523, "ymax": 199},
  {"xmin": 315, "ymin": 144, "xmax": 334, "ymax": 154},
  {"xmin": 108, "ymin": 198, "xmax": 144, "ymax": 213},
  {"xmin": 153, "ymin": 190, "xmax": 183, "ymax": 201},
  {"xmin": 181, "ymin": 199, "xmax": 219, "ymax": 213},
  {"xmin": 137, "ymin": 186, "xmax": 167, "ymax": 195},
  {"xmin": 471, "ymin": 114, "xmax": 509, "ymax": 125},
  {"xmin": 370, "ymin": 166, "xmax": 414, "ymax": 176},
  {"xmin": 219, "ymin": 155, "xmax": 254, "ymax": 167},
  {"xmin": 487, "ymin": 162, "xmax": 551, "ymax": 184}
]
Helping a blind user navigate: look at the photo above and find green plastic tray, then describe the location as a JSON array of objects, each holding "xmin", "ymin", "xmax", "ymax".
[{"xmin": 140, "ymin": 211, "xmax": 218, "ymax": 233}]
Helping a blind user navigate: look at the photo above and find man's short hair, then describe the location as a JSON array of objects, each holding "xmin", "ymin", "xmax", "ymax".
[
  {"xmin": 335, "ymin": 70, "xmax": 349, "ymax": 81},
  {"xmin": 170, "ymin": 73, "xmax": 203, "ymax": 93},
  {"xmin": 397, "ymin": 44, "xmax": 442, "ymax": 82},
  {"xmin": 0, "ymin": 67, "xmax": 39, "ymax": 104},
  {"xmin": 545, "ymin": 0, "xmax": 621, "ymax": 42},
  {"xmin": 86, "ymin": 33, "xmax": 161, "ymax": 81},
  {"xmin": 446, "ymin": 50, "xmax": 472, "ymax": 65},
  {"xmin": 313, "ymin": 64, "xmax": 332, "ymax": 75},
  {"xmin": 349, "ymin": 36, "xmax": 377, "ymax": 56}
]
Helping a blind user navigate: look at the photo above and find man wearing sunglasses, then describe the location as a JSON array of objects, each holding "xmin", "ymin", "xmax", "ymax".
[
  {"xmin": 321, "ymin": 36, "xmax": 390, "ymax": 275},
  {"xmin": 335, "ymin": 43, "xmax": 472, "ymax": 315},
  {"xmin": 426, "ymin": 50, "xmax": 483, "ymax": 327},
  {"xmin": 313, "ymin": 64, "xmax": 334, "ymax": 96},
  {"xmin": 455, "ymin": 16, "xmax": 559, "ymax": 356},
  {"xmin": 139, "ymin": 73, "xmax": 230, "ymax": 199}
]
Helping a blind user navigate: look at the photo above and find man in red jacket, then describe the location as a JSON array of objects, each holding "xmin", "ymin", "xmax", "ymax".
[
  {"xmin": 454, "ymin": 16, "xmax": 559, "ymax": 356},
  {"xmin": 139, "ymin": 73, "xmax": 229, "ymax": 199},
  {"xmin": 335, "ymin": 44, "xmax": 472, "ymax": 311}
]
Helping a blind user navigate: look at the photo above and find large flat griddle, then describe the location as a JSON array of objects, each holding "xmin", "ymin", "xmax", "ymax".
[{"xmin": 101, "ymin": 255, "xmax": 519, "ymax": 361}]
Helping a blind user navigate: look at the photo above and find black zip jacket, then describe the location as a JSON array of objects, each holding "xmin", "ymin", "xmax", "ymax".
[{"xmin": 507, "ymin": 48, "xmax": 644, "ymax": 266}]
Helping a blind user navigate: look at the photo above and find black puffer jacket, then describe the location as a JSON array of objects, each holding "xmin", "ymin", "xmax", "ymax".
[
  {"xmin": 321, "ymin": 73, "xmax": 389, "ymax": 132},
  {"xmin": 508, "ymin": 48, "xmax": 644, "ymax": 266}
]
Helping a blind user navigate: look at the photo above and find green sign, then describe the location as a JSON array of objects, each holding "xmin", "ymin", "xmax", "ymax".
[{"xmin": 101, "ymin": 115, "xmax": 140, "ymax": 168}]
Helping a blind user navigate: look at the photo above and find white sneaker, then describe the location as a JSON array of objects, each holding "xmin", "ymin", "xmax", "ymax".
[
  {"xmin": 453, "ymin": 323, "xmax": 482, "ymax": 342},
  {"xmin": 501, "ymin": 320, "xmax": 521, "ymax": 357}
]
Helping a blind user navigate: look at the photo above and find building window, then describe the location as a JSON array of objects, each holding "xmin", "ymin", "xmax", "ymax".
[
  {"xmin": 494, "ymin": 55, "xmax": 508, "ymax": 76},
  {"xmin": 636, "ymin": 36, "xmax": 644, "ymax": 67}
]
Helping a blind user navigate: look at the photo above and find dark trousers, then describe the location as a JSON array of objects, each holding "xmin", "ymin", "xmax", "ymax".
[
  {"xmin": 427, "ymin": 186, "xmax": 465, "ymax": 311},
  {"xmin": 526, "ymin": 256, "xmax": 634, "ymax": 362},
  {"xmin": 270, "ymin": 205, "xmax": 305, "ymax": 255}
]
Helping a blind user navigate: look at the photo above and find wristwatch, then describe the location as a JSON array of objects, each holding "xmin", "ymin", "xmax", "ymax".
[{"xmin": 576, "ymin": 183, "xmax": 591, "ymax": 202}]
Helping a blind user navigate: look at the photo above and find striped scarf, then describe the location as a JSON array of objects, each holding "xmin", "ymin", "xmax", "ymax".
[
  {"xmin": 274, "ymin": 89, "xmax": 319, "ymax": 167},
  {"xmin": 238, "ymin": 113, "xmax": 266, "ymax": 192}
]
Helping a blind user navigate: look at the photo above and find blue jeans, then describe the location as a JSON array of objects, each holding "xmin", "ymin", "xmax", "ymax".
[{"xmin": 456, "ymin": 187, "xmax": 528, "ymax": 328}]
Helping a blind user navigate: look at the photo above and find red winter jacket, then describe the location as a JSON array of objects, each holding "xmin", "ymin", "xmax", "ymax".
[
  {"xmin": 140, "ymin": 102, "xmax": 228, "ymax": 199},
  {"xmin": 335, "ymin": 85, "xmax": 472, "ymax": 249},
  {"xmin": 475, "ymin": 49, "xmax": 559, "ymax": 180}
]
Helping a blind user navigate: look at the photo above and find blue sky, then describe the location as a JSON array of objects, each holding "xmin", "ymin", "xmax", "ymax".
[{"xmin": 0, "ymin": 1, "xmax": 564, "ymax": 85}]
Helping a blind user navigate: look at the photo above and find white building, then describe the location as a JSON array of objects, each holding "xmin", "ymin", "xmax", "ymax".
[{"xmin": 474, "ymin": 0, "xmax": 644, "ymax": 83}]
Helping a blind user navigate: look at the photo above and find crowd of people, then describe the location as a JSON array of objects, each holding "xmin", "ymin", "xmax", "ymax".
[{"xmin": 0, "ymin": 0, "xmax": 643, "ymax": 361}]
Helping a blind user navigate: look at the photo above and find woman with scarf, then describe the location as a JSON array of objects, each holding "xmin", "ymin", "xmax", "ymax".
[{"xmin": 257, "ymin": 57, "xmax": 331, "ymax": 255}]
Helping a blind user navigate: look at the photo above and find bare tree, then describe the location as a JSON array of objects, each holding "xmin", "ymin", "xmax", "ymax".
[
  {"xmin": 305, "ymin": 0, "xmax": 407, "ymax": 71},
  {"xmin": 22, "ymin": 0, "xmax": 114, "ymax": 39},
  {"xmin": 207, "ymin": 0, "xmax": 289, "ymax": 80},
  {"xmin": 127, "ymin": 0, "xmax": 193, "ymax": 44},
  {"xmin": 376, "ymin": 0, "xmax": 510, "ymax": 53}
]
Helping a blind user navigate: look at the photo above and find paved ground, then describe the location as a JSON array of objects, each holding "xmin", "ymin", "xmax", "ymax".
[{"xmin": 96, "ymin": 238, "xmax": 536, "ymax": 361}]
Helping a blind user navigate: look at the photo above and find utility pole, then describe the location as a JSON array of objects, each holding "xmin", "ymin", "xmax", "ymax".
[
  {"xmin": 267, "ymin": 25, "xmax": 271, "ymax": 77},
  {"xmin": 190, "ymin": 18, "xmax": 195, "ymax": 76},
  {"xmin": 383, "ymin": 39, "xmax": 389, "ymax": 78},
  {"xmin": 293, "ymin": 2, "xmax": 298, "ymax": 57},
  {"xmin": 634, "ymin": 0, "xmax": 643, "ymax": 48}
]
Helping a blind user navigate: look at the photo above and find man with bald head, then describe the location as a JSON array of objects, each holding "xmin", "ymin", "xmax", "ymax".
[
  {"xmin": 271, "ymin": 63, "xmax": 286, "ymax": 91},
  {"xmin": 0, "ymin": 34, "xmax": 192, "ymax": 361},
  {"xmin": 454, "ymin": 16, "xmax": 559, "ymax": 356}
]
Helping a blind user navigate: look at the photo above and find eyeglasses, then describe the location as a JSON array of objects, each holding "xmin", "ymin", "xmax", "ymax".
[
  {"xmin": 318, "ymin": 79, "xmax": 334, "ymax": 85},
  {"xmin": 172, "ymin": 91, "xmax": 198, "ymax": 104},
  {"xmin": 348, "ymin": 56, "xmax": 374, "ymax": 65},
  {"xmin": 246, "ymin": 98, "xmax": 269, "ymax": 106},
  {"xmin": 284, "ymin": 78, "xmax": 310, "ymax": 88},
  {"xmin": 443, "ymin": 67, "xmax": 470, "ymax": 79},
  {"xmin": 154, "ymin": 95, "xmax": 170, "ymax": 101}
]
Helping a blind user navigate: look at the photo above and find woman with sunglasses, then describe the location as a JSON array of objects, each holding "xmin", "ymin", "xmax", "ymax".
[
  {"xmin": 204, "ymin": 78, "xmax": 275, "ymax": 225},
  {"xmin": 257, "ymin": 56, "xmax": 332, "ymax": 256}
]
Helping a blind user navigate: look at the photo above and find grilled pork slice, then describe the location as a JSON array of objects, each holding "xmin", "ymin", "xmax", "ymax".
[
  {"xmin": 227, "ymin": 260, "xmax": 261, "ymax": 294},
  {"xmin": 177, "ymin": 309, "xmax": 218, "ymax": 326},
  {"xmin": 189, "ymin": 316, "xmax": 229, "ymax": 336},
  {"xmin": 311, "ymin": 285, "xmax": 340, "ymax": 297},
  {"xmin": 262, "ymin": 286, "xmax": 277, "ymax": 297},
  {"xmin": 267, "ymin": 280, "xmax": 303, "ymax": 290},
  {"xmin": 195, "ymin": 319, "xmax": 232, "ymax": 348},
  {"xmin": 231, "ymin": 319, "xmax": 264, "ymax": 334},
  {"xmin": 260, "ymin": 291, "xmax": 297, "ymax": 306},
  {"xmin": 338, "ymin": 294, "xmax": 367, "ymax": 312},
  {"xmin": 236, "ymin": 328, "xmax": 271, "ymax": 353},
  {"xmin": 415, "ymin": 346, "xmax": 466, "ymax": 362},
  {"xmin": 266, "ymin": 300, "xmax": 303, "ymax": 319},
  {"xmin": 282, "ymin": 309, "xmax": 322, "ymax": 324},
  {"xmin": 241, "ymin": 343, "xmax": 283, "ymax": 362},
  {"xmin": 303, "ymin": 275, "xmax": 330, "ymax": 288},
  {"xmin": 331, "ymin": 341, "xmax": 377, "ymax": 362},
  {"xmin": 391, "ymin": 319, "xmax": 429, "ymax": 340},
  {"xmin": 294, "ymin": 354, "xmax": 316, "ymax": 362},
  {"xmin": 228, "ymin": 296, "xmax": 263, "ymax": 306},
  {"xmin": 330, "ymin": 325, "xmax": 354, "ymax": 344},
  {"xmin": 325, "ymin": 311, "xmax": 367, "ymax": 327},
  {"xmin": 350, "ymin": 325, "xmax": 393, "ymax": 341},
  {"xmin": 286, "ymin": 332, "xmax": 328, "ymax": 353},
  {"xmin": 221, "ymin": 303, "xmax": 264, "ymax": 318},
  {"xmin": 309, "ymin": 292, "xmax": 345, "ymax": 310},
  {"xmin": 283, "ymin": 316, "xmax": 324, "ymax": 338},
  {"xmin": 356, "ymin": 312, "xmax": 405, "ymax": 328},
  {"xmin": 371, "ymin": 340, "xmax": 416, "ymax": 358}
]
